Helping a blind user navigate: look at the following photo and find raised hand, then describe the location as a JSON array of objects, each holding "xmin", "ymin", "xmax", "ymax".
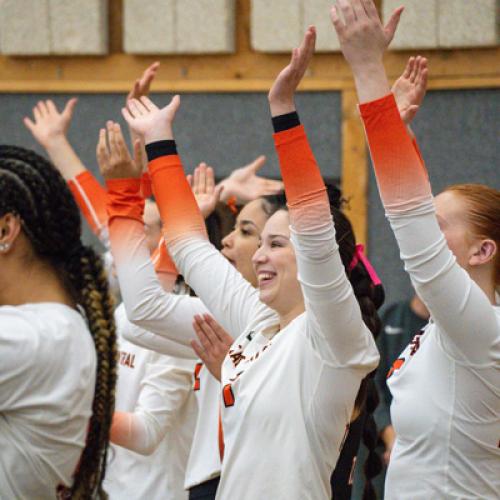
[
  {"xmin": 191, "ymin": 314, "xmax": 234, "ymax": 381},
  {"xmin": 24, "ymin": 98, "xmax": 78, "ymax": 149},
  {"xmin": 127, "ymin": 62, "xmax": 160, "ymax": 102},
  {"xmin": 218, "ymin": 155, "xmax": 283, "ymax": 203},
  {"xmin": 122, "ymin": 95, "xmax": 180, "ymax": 144},
  {"xmin": 187, "ymin": 162, "xmax": 224, "ymax": 219},
  {"xmin": 330, "ymin": 0, "xmax": 403, "ymax": 68},
  {"xmin": 97, "ymin": 121, "xmax": 143, "ymax": 180},
  {"xmin": 392, "ymin": 56, "xmax": 428, "ymax": 125},
  {"xmin": 268, "ymin": 26, "xmax": 316, "ymax": 116},
  {"xmin": 330, "ymin": 0, "xmax": 403, "ymax": 103}
]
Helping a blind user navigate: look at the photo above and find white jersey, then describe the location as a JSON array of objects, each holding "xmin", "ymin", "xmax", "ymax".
[
  {"xmin": 169, "ymin": 227, "xmax": 379, "ymax": 499},
  {"xmin": 110, "ymin": 219, "xmax": 256, "ymax": 489},
  {"xmin": 0, "ymin": 303, "xmax": 96, "ymax": 499},
  {"xmin": 384, "ymin": 205, "xmax": 500, "ymax": 499},
  {"xmin": 104, "ymin": 304, "xmax": 197, "ymax": 500}
]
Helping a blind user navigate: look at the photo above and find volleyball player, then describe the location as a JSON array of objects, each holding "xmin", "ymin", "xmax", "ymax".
[
  {"xmin": 119, "ymin": 25, "xmax": 384, "ymax": 498},
  {"xmin": 0, "ymin": 145, "xmax": 116, "ymax": 497},
  {"xmin": 331, "ymin": 1, "xmax": 500, "ymax": 497}
]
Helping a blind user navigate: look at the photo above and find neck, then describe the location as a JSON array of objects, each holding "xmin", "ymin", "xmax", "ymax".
[
  {"xmin": 469, "ymin": 267, "xmax": 497, "ymax": 305},
  {"xmin": 278, "ymin": 301, "xmax": 306, "ymax": 331},
  {"xmin": 0, "ymin": 255, "xmax": 73, "ymax": 308}
]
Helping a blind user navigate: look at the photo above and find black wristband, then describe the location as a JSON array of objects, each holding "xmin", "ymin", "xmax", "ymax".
[
  {"xmin": 272, "ymin": 112, "xmax": 300, "ymax": 133},
  {"xmin": 146, "ymin": 140, "xmax": 178, "ymax": 162}
]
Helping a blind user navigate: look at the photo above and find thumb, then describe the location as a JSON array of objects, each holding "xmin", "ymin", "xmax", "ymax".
[
  {"xmin": 248, "ymin": 155, "xmax": 266, "ymax": 174},
  {"xmin": 214, "ymin": 184, "xmax": 224, "ymax": 204},
  {"xmin": 384, "ymin": 6, "xmax": 404, "ymax": 45},
  {"xmin": 169, "ymin": 94, "xmax": 181, "ymax": 118},
  {"xmin": 62, "ymin": 98, "xmax": 78, "ymax": 120},
  {"xmin": 401, "ymin": 104, "xmax": 419, "ymax": 125}
]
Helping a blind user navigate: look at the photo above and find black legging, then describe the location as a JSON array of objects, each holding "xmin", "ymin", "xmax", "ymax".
[
  {"xmin": 330, "ymin": 411, "xmax": 367, "ymax": 500},
  {"xmin": 188, "ymin": 476, "xmax": 220, "ymax": 500}
]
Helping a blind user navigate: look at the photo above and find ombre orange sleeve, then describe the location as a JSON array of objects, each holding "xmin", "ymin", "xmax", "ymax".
[
  {"xmin": 148, "ymin": 155, "xmax": 207, "ymax": 245},
  {"xmin": 68, "ymin": 171, "xmax": 108, "ymax": 240},
  {"xmin": 273, "ymin": 125, "xmax": 330, "ymax": 230},
  {"xmin": 140, "ymin": 171, "xmax": 153, "ymax": 199},
  {"xmin": 359, "ymin": 94, "xmax": 432, "ymax": 212},
  {"xmin": 272, "ymin": 123, "xmax": 379, "ymax": 369}
]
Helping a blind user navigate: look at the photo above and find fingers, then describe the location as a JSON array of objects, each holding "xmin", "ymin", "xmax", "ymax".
[
  {"xmin": 62, "ymin": 97, "xmax": 78, "ymax": 119},
  {"xmin": 96, "ymin": 128, "xmax": 109, "ymax": 172},
  {"xmin": 249, "ymin": 155, "xmax": 266, "ymax": 174},
  {"xmin": 409, "ymin": 56, "xmax": 419, "ymax": 82},
  {"xmin": 168, "ymin": 94, "xmax": 181, "ymax": 118},
  {"xmin": 193, "ymin": 315, "xmax": 214, "ymax": 351},
  {"xmin": 186, "ymin": 174, "xmax": 193, "ymax": 187},
  {"xmin": 193, "ymin": 163, "xmax": 201, "ymax": 194},
  {"xmin": 202, "ymin": 315, "xmax": 233, "ymax": 346},
  {"xmin": 198, "ymin": 162, "xmax": 207, "ymax": 193},
  {"xmin": 384, "ymin": 6, "xmax": 404, "ymax": 44},
  {"xmin": 106, "ymin": 120, "xmax": 118, "ymax": 157},
  {"xmin": 337, "ymin": 0, "xmax": 356, "ymax": 25},
  {"xmin": 133, "ymin": 139, "xmax": 144, "ymax": 170},
  {"xmin": 403, "ymin": 56, "xmax": 414, "ymax": 80},
  {"xmin": 23, "ymin": 116, "xmax": 35, "ymax": 133},
  {"xmin": 330, "ymin": 5, "xmax": 345, "ymax": 34},
  {"xmin": 214, "ymin": 184, "xmax": 224, "ymax": 204},
  {"xmin": 139, "ymin": 61, "xmax": 160, "ymax": 94},
  {"xmin": 206, "ymin": 166, "xmax": 215, "ymax": 193},
  {"xmin": 46, "ymin": 99, "xmax": 58, "ymax": 115},
  {"xmin": 360, "ymin": 0, "xmax": 379, "ymax": 20},
  {"xmin": 190, "ymin": 339, "xmax": 208, "ymax": 364}
]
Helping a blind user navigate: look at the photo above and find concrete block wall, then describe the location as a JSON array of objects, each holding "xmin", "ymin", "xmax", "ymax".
[
  {"xmin": 49, "ymin": 0, "xmax": 108, "ymax": 55},
  {"xmin": 0, "ymin": 0, "xmax": 108, "ymax": 55},
  {"xmin": 438, "ymin": 0, "xmax": 499, "ymax": 48},
  {"xmin": 0, "ymin": 0, "xmax": 51, "ymax": 55},
  {"xmin": 383, "ymin": 0, "xmax": 439, "ymax": 49},
  {"xmin": 384, "ymin": 0, "xmax": 499, "ymax": 50},
  {"xmin": 250, "ymin": 0, "xmax": 302, "ymax": 52},
  {"xmin": 124, "ymin": 0, "xmax": 175, "ymax": 54},
  {"xmin": 124, "ymin": 0, "xmax": 236, "ymax": 54}
]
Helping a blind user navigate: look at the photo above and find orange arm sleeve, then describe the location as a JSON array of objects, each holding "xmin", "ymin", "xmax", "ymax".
[
  {"xmin": 140, "ymin": 171, "xmax": 153, "ymax": 199},
  {"xmin": 148, "ymin": 154, "xmax": 207, "ymax": 245},
  {"xmin": 359, "ymin": 94, "xmax": 431, "ymax": 211},
  {"xmin": 67, "ymin": 171, "xmax": 108, "ymax": 237},
  {"xmin": 106, "ymin": 178, "xmax": 177, "ymax": 281},
  {"xmin": 273, "ymin": 125, "xmax": 329, "ymax": 229}
]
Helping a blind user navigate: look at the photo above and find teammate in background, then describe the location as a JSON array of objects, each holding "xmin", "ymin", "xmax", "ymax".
[
  {"xmin": 0, "ymin": 146, "xmax": 116, "ymax": 498},
  {"xmin": 375, "ymin": 293, "xmax": 429, "ymax": 466},
  {"xmin": 331, "ymin": 1, "xmax": 500, "ymax": 498},
  {"xmin": 120, "ymin": 26, "xmax": 382, "ymax": 499}
]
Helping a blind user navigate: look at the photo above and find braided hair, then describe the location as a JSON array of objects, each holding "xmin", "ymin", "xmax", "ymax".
[
  {"xmin": 262, "ymin": 185, "xmax": 384, "ymax": 499},
  {"xmin": 0, "ymin": 145, "xmax": 117, "ymax": 498}
]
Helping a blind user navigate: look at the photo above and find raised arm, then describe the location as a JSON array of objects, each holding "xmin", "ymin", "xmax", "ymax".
[
  {"xmin": 126, "ymin": 62, "xmax": 160, "ymax": 198},
  {"xmin": 332, "ymin": 0, "xmax": 499, "ymax": 363},
  {"xmin": 24, "ymin": 99, "xmax": 110, "ymax": 243},
  {"xmin": 122, "ymin": 95, "xmax": 272, "ymax": 336},
  {"xmin": 268, "ymin": 27, "xmax": 377, "ymax": 368}
]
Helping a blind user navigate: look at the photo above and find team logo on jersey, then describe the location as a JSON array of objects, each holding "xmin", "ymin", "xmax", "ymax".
[
  {"xmin": 193, "ymin": 362, "xmax": 203, "ymax": 391},
  {"xmin": 119, "ymin": 350, "xmax": 136, "ymax": 368},
  {"xmin": 387, "ymin": 329, "xmax": 426, "ymax": 378},
  {"xmin": 387, "ymin": 357, "xmax": 405, "ymax": 379}
]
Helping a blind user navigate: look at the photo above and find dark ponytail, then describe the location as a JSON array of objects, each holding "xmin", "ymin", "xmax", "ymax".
[
  {"xmin": 327, "ymin": 184, "xmax": 384, "ymax": 500},
  {"xmin": 0, "ymin": 146, "xmax": 117, "ymax": 498}
]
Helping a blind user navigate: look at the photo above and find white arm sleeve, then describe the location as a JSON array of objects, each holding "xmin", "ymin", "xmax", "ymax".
[
  {"xmin": 170, "ymin": 238, "xmax": 275, "ymax": 336},
  {"xmin": 291, "ymin": 219, "xmax": 379, "ymax": 370}
]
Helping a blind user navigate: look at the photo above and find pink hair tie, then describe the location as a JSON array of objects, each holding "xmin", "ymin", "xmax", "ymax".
[{"xmin": 348, "ymin": 244, "xmax": 382, "ymax": 286}]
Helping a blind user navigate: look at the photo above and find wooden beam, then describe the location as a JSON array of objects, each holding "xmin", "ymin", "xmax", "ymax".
[{"xmin": 341, "ymin": 89, "xmax": 368, "ymax": 247}]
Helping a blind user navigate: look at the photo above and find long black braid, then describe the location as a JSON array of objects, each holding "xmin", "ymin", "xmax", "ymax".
[{"xmin": 0, "ymin": 145, "xmax": 117, "ymax": 498}]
